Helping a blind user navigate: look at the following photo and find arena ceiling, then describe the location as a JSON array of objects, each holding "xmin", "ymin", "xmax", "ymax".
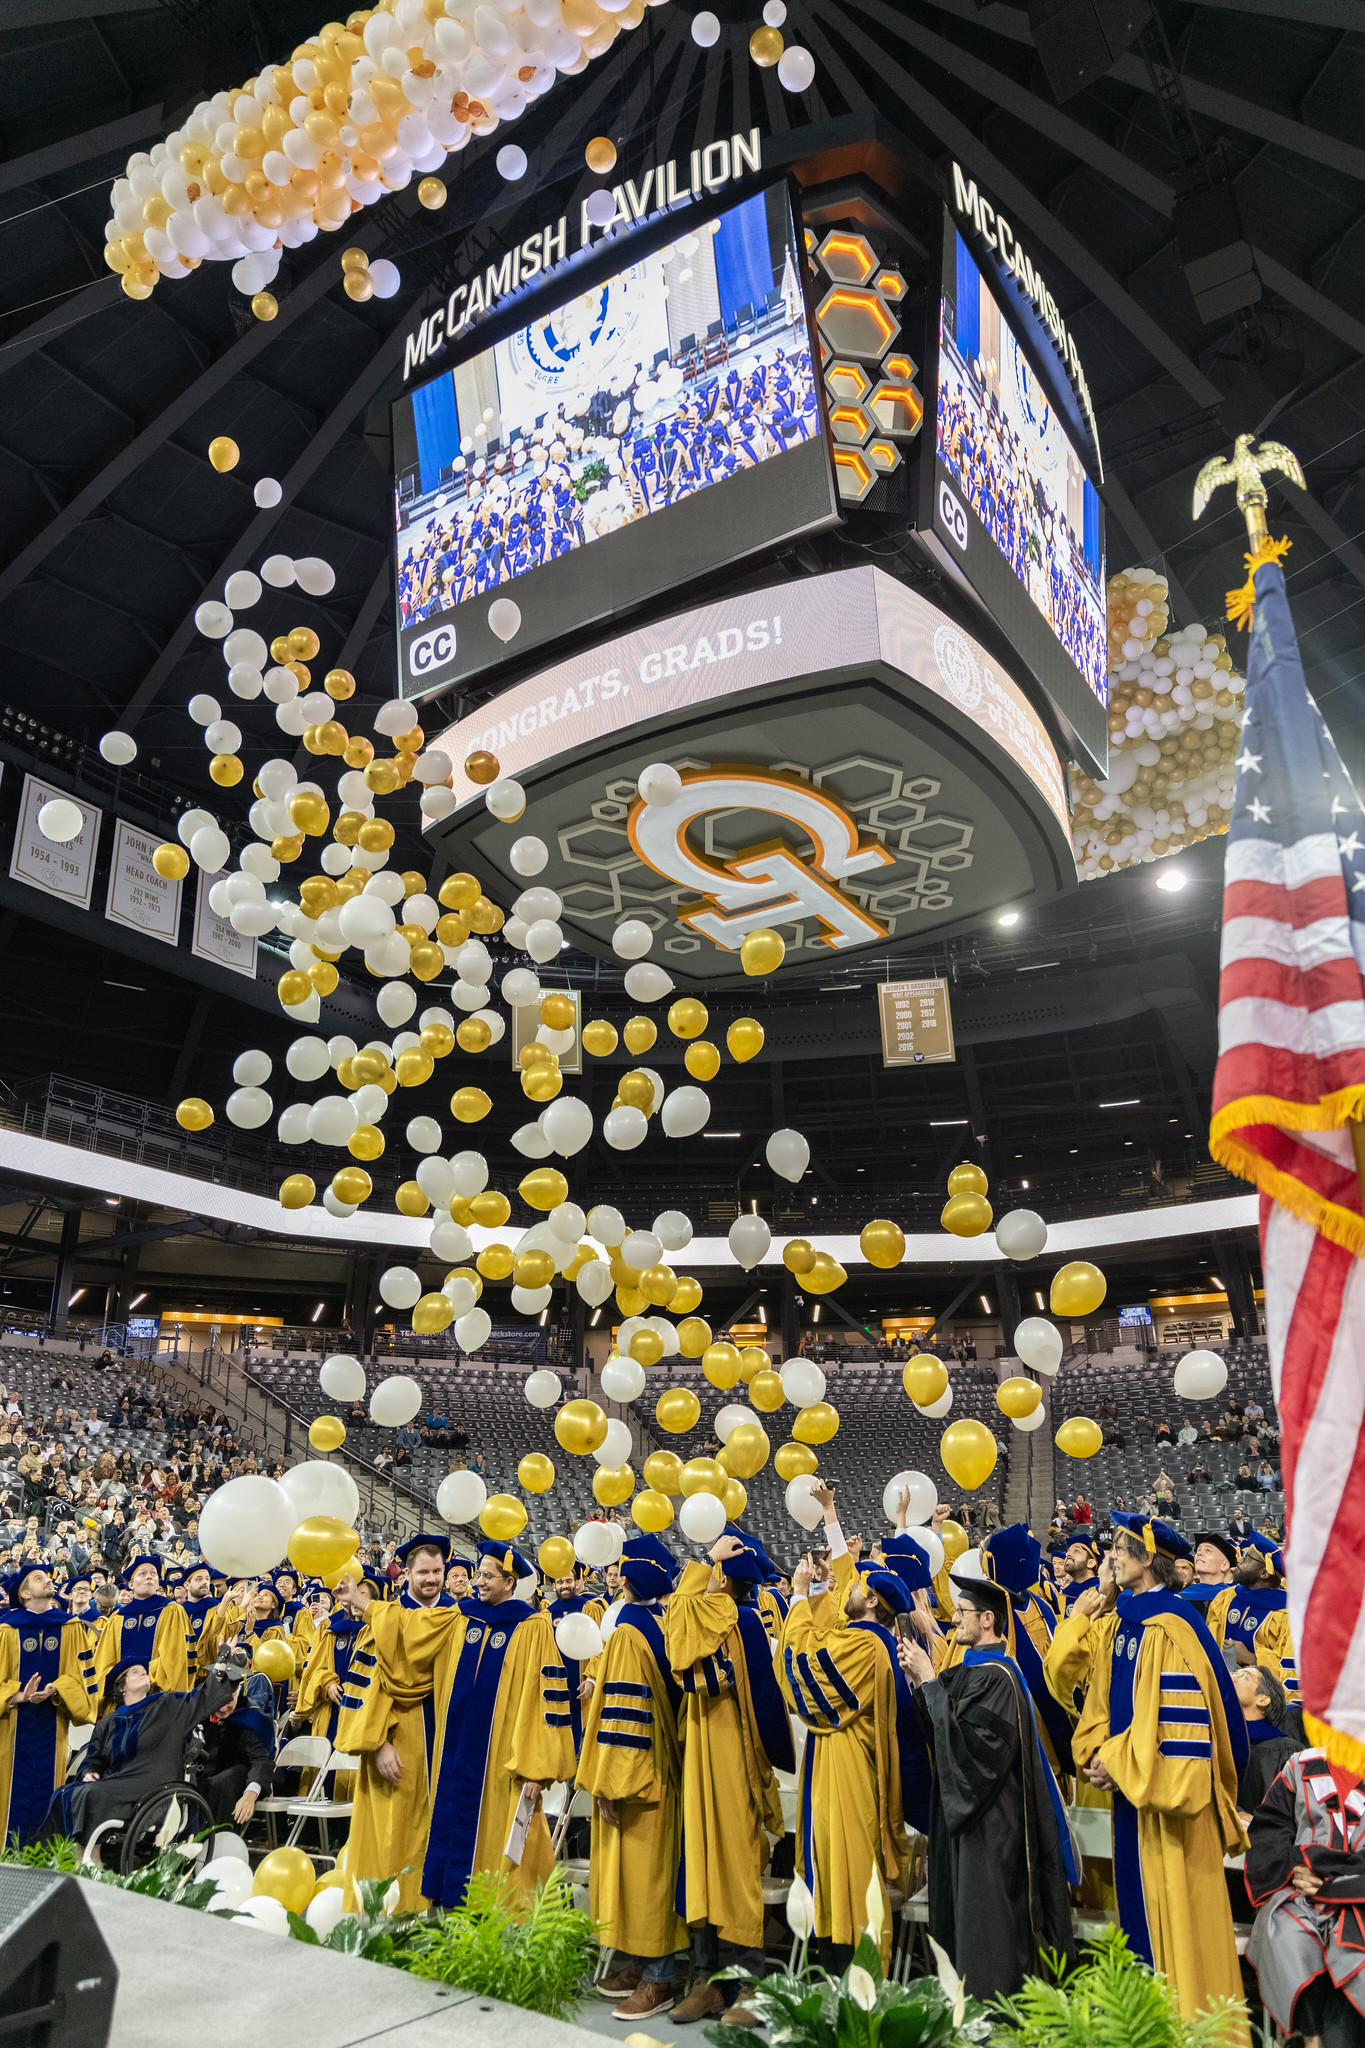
[{"xmin": 0, "ymin": 0, "xmax": 1356, "ymax": 1307}]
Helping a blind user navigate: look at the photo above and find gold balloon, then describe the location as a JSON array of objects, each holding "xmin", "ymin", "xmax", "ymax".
[
  {"xmin": 860, "ymin": 1219, "xmax": 905, "ymax": 1269},
  {"xmin": 522, "ymin": 1065, "xmax": 563, "ymax": 1103},
  {"xmin": 749, "ymin": 22, "xmax": 783, "ymax": 62},
  {"xmin": 539, "ymin": 1535, "xmax": 575, "ymax": 1577},
  {"xmin": 251, "ymin": 291, "xmax": 278, "ymax": 322},
  {"xmin": 278, "ymin": 1170, "xmax": 317, "ymax": 1212},
  {"xmin": 344, "ymin": 269, "xmax": 374, "ymax": 302},
  {"xmin": 348, "ymin": 1122, "xmax": 384, "ymax": 1161},
  {"xmin": 643, "ymin": 1450, "xmax": 683, "ymax": 1495},
  {"xmin": 1055, "ymin": 1415, "xmax": 1103, "ymax": 1458},
  {"xmin": 727, "ymin": 1017, "xmax": 764, "ymax": 1063},
  {"xmin": 351, "ymin": 1049, "xmax": 388, "ymax": 1087},
  {"xmin": 722, "ymin": 1479, "xmax": 748, "ymax": 1520},
  {"xmin": 521, "ymin": 1043, "xmax": 556, "ymax": 1070},
  {"xmin": 480, "ymin": 1493, "xmax": 528, "ymax": 1541},
  {"xmin": 271, "ymin": 835, "xmax": 303, "ymax": 865},
  {"xmin": 677, "ymin": 1316, "xmax": 712, "ymax": 1358},
  {"xmin": 782, "ymin": 1238, "xmax": 816, "ymax": 1275},
  {"xmin": 749, "ymin": 1369, "xmax": 784, "ymax": 1412},
  {"xmin": 640, "ymin": 1264, "xmax": 677, "ymax": 1307},
  {"xmin": 412, "ymin": 1292, "xmax": 454, "ymax": 1334},
  {"xmin": 439, "ymin": 871, "xmax": 481, "ymax": 910},
  {"xmin": 514, "ymin": 1248, "xmax": 555, "ymax": 1289},
  {"xmin": 902, "ymin": 1356, "xmax": 948, "ymax": 1406},
  {"xmin": 740, "ymin": 927, "xmax": 785, "ymax": 976},
  {"xmin": 593, "ymin": 1462, "xmax": 635, "ymax": 1507},
  {"xmin": 518, "ymin": 1452, "xmax": 555, "ymax": 1494},
  {"xmin": 288, "ymin": 626, "xmax": 320, "ymax": 660},
  {"xmin": 939, "ymin": 1517, "xmax": 969, "ymax": 1564},
  {"xmin": 702, "ymin": 1341, "xmax": 742, "ymax": 1390},
  {"xmin": 470, "ymin": 1190, "xmax": 511, "ymax": 1228},
  {"xmin": 555, "ymin": 1399, "xmax": 608, "ymax": 1455},
  {"xmin": 308, "ymin": 960, "xmax": 338, "ymax": 998},
  {"xmin": 737, "ymin": 1346, "xmax": 769, "ymax": 1384},
  {"xmin": 684, "ymin": 1039, "xmax": 721, "ymax": 1081},
  {"xmin": 252, "ymin": 1637, "xmax": 298, "ymax": 1685},
  {"xmin": 801, "ymin": 1252, "xmax": 847, "ymax": 1295},
  {"xmin": 631, "ymin": 1488, "xmax": 674, "ymax": 1531},
  {"xmin": 656, "ymin": 1386, "xmax": 701, "ymax": 1434},
  {"xmin": 289, "ymin": 790, "xmax": 329, "ymax": 836},
  {"xmin": 208, "ymin": 435, "xmax": 239, "ymax": 473},
  {"xmin": 464, "ymin": 750, "xmax": 500, "ymax": 785},
  {"xmin": 941, "ymin": 1192, "xmax": 993, "ymax": 1238},
  {"xmin": 680, "ymin": 1455, "xmax": 728, "ymax": 1500},
  {"xmin": 622, "ymin": 1016, "xmax": 657, "ymax": 1055},
  {"xmin": 610, "ymin": 1253, "xmax": 641, "ymax": 1288},
  {"xmin": 476, "ymin": 1243, "xmax": 514, "ymax": 1280},
  {"xmin": 422, "ymin": 1023, "xmax": 456, "ymax": 1058},
  {"xmin": 176, "ymin": 1096, "xmax": 213, "ymax": 1131},
  {"xmin": 451, "ymin": 1196, "xmax": 474, "ymax": 1227},
  {"xmin": 793, "ymin": 1401, "xmax": 839, "ymax": 1445},
  {"xmin": 724, "ymin": 1421, "xmax": 770, "ymax": 1478},
  {"xmin": 667, "ymin": 997, "xmax": 708, "ymax": 1040},
  {"xmin": 418, "ymin": 175, "xmax": 447, "ymax": 209},
  {"xmin": 289, "ymin": 1514, "xmax": 360, "ymax": 1576},
  {"xmin": 331, "ymin": 1167, "xmax": 371, "ymax": 1205},
  {"xmin": 153, "ymin": 842, "xmax": 190, "ymax": 881},
  {"xmin": 451, "ymin": 1087, "xmax": 492, "ymax": 1122},
  {"xmin": 585, "ymin": 134, "xmax": 617, "ymax": 173},
  {"xmin": 325, "ymin": 667, "xmax": 355, "ymax": 700},
  {"xmin": 409, "ymin": 942, "xmax": 444, "ymax": 984},
  {"xmin": 253, "ymin": 1843, "xmax": 316, "ymax": 1912},
  {"xmin": 939, "ymin": 1418, "xmax": 997, "ymax": 1490},
  {"xmin": 628, "ymin": 1327, "xmax": 665, "ymax": 1368},
  {"xmin": 947, "ymin": 1162, "xmax": 989, "ymax": 1196},
  {"xmin": 1050, "ymin": 1261, "xmax": 1107, "ymax": 1317},
  {"xmin": 445, "ymin": 1265, "xmax": 482, "ymax": 1301},
  {"xmin": 209, "ymin": 753, "xmax": 243, "ymax": 786},
  {"xmin": 539, "ymin": 992, "xmax": 575, "ymax": 1030},
  {"xmin": 775, "ymin": 1440, "xmax": 818, "ymax": 1480},
  {"xmin": 997, "ymin": 1375, "xmax": 1042, "ymax": 1419},
  {"xmin": 278, "ymin": 969, "xmax": 312, "ymax": 1008},
  {"xmin": 309, "ymin": 1414, "xmax": 346, "ymax": 1452},
  {"xmin": 617, "ymin": 1070, "xmax": 655, "ymax": 1113},
  {"xmin": 582, "ymin": 1019, "xmax": 618, "ymax": 1056},
  {"xmin": 519, "ymin": 1167, "xmax": 569, "ymax": 1211},
  {"xmin": 396, "ymin": 1181, "xmax": 429, "ymax": 1216},
  {"xmin": 616, "ymin": 1285, "xmax": 647, "ymax": 1317},
  {"xmin": 669, "ymin": 1276, "xmax": 703, "ymax": 1315}
]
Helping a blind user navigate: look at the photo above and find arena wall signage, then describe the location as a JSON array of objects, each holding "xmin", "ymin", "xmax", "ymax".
[{"xmin": 426, "ymin": 563, "xmax": 1075, "ymax": 989}]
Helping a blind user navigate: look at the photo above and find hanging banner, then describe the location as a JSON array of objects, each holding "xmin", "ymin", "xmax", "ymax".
[
  {"xmin": 192, "ymin": 866, "xmax": 257, "ymax": 979},
  {"xmin": 878, "ymin": 978, "xmax": 956, "ymax": 1067},
  {"xmin": 8, "ymin": 773, "xmax": 100, "ymax": 911},
  {"xmin": 104, "ymin": 818, "xmax": 182, "ymax": 945},
  {"xmin": 512, "ymin": 990, "xmax": 582, "ymax": 1075}
]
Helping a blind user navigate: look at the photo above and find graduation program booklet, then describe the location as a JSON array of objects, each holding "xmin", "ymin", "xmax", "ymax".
[{"xmin": 505, "ymin": 1782, "xmax": 537, "ymax": 1865}]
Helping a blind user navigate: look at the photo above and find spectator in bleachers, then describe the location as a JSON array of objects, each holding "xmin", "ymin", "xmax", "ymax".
[
  {"xmin": 1154, "ymin": 1419, "xmax": 1172, "ymax": 1446},
  {"xmin": 1235, "ymin": 1460, "xmax": 1254, "ymax": 1491},
  {"xmin": 1228, "ymin": 1505, "xmax": 1255, "ymax": 1546},
  {"xmin": 1152, "ymin": 1472, "xmax": 1176, "ymax": 1517},
  {"xmin": 1176, "ymin": 1416, "xmax": 1198, "ymax": 1445},
  {"xmin": 1255, "ymin": 1461, "xmax": 1277, "ymax": 1492},
  {"xmin": 1187, "ymin": 1459, "xmax": 1211, "ymax": 1485}
]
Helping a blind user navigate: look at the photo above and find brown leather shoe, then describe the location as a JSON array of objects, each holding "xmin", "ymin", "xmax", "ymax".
[
  {"xmin": 597, "ymin": 1969, "xmax": 643, "ymax": 2000},
  {"xmin": 721, "ymin": 2005, "xmax": 763, "ymax": 2029},
  {"xmin": 671, "ymin": 1982, "xmax": 726, "ymax": 2024},
  {"xmin": 613, "ymin": 1981, "xmax": 676, "ymax": 2021}
]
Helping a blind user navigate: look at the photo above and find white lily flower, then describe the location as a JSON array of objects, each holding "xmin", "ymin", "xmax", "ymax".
[
  {"xmin": 382, "ymin": 1879, "xmax": 401, "ymax": 1916},
  {"xmin": 847, "ymin": 1964, "xmax": 878, "ymax": 2012},
  {"xmin": 928, "ymin": 1934, "xmax": 967, "ymax": 2026},
  {"xmin": 153, "ymin": 1794, "xmax": 182, "ymax": 1851},
  {"xmin": 785, "ymin": 1873, "xmax": 816, "ymax": 1941},
  {"xmin": 863, "ymin": 1870, "xmax": 885, "ymax": 1948}
]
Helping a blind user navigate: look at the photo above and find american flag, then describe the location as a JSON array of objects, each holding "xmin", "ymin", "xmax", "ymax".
[{"xmin": 1211, "ymin": 554, "xmax": 1365, "ymax": 1769}]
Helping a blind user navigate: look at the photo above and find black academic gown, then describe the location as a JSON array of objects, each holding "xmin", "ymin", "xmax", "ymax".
[
  {"xmin": 915, "ymin": 1651, "xmax": 1077, "ymax": 1998},
  {"xmin": 45, "ymin": 1672, "xmax": 240, "ymax": 1842}
]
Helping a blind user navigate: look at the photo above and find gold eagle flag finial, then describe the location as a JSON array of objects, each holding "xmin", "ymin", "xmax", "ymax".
[{"xmin": 1192, "ymin": 432, "xmax": 1306, "ymax": 627}]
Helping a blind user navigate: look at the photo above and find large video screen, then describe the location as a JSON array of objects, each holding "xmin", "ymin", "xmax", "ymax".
[
  {"xmin": 392, "ymin": 180, "xmax": 838, "ymax": 699},
  {"xmin": 931, "ymin": 219, "xmax": 1106, "ymax": 761}
]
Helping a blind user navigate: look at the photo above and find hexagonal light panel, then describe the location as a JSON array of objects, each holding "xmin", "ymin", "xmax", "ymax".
[
  {"xmin": 881, "ymin": 351, "xmax": 919, "ymax": 386},
  {"xmin": 869, "ymin": 380, "xmax": 924, "ymax": 438},
  {"xmin": 818, "ymin": 335, "xmax": 832, "ymax": 368},
  {"xmin": 817, "ymin": 230, "xmax": 878, "ymax": 285},
  {"xmin": 875, "ymin": 268, "xmax": 908, "ymax": 302},
  {"xmin": 828, "ymin": 401, "xmax": 874, "ymax": 446},
  {"xmin": 824, "ymin": 359, "xmax": 871, "ymax": 404},
  {"xmin": 816, "ymin": 285, "xmax": 898, "ymax": 362},
  {"xmin": 832, "ymin": 445, "xmax": 876, "ymax": 502},
  {"xmin": 866, "ymin": 439, "xmax": 902, "ymax": 474}
]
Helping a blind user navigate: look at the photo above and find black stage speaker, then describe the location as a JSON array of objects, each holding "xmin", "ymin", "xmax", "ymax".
[
  {"xmin": 0, "ymin": 1869, "xmax": 117, "ymax": 2048},
  {"xmin": 1030, "ymin": 0, "xmax": 1152, "ymax": 101}
]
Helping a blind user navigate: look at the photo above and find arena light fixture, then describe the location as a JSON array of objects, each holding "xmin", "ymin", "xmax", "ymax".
[
  {"xmin": 590, "ymin": 1309, "xmax": 601, "ymax": 1326},
  {"xmin": 129, "ymin": 1292, "xmax": 147, "ymax": 1309},
  {"xmin": 311, "ymin": 1302, "xmax": 324, "ymax": 1322},
  {"xmin": 1156, "ymin": 867, "xmax": 1188, "ymax": 891},
  {"xmin": 997, "ymin": 909, "xmax": 1021, "ymax": 927},
  {"xmin": 1100, "ymin": 1098, "xmax": 1140, "ymax": 1107},
  {"xmin": 980, "ymin": 1295, "xmax": 992, "ymax": 1313},
  {"xmin": 68, "ymin": 1289, "xmax": 85, "ymax": 1306},
  {"xmin": 930, "ymin": 1118, "xmax": 968, "ymax": 1126}
]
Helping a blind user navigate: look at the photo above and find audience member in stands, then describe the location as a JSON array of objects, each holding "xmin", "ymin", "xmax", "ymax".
[
  {"xmin": 1188, "ymin": 1459, "xmax": 1211, "ymax": 1484},
  {"xmin": 1177, "ymin": 1417, "xmax": 1198, "ymax": 1445},
  {"xmin": 1256, "ymin": 1461, "xmax": 1277, "ymax": 1492},
  {"xmin": 1072, "ymin": 1495, "xmax": 1093, "ymax": 1526},
  {"xmin": 1152, "ymin": 1471, "xmax": 1176, "ymax": 1516}
]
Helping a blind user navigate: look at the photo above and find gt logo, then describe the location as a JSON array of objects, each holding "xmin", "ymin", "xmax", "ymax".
[
  {"xmin": 938, "ymin": 481, "xmax": 968, "ymax": 551},
  {"xmin": 408, "ymin": 624, "xmax": 456, "ymax": 676}
]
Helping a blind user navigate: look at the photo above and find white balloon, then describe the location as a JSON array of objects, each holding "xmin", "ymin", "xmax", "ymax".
[
  {"xmin": 502, "ymin": 967, "xmax": 542, "ymax": 1004},
  {"xmin": 575, "ymin": 1260, "xmax": 614, "ymax": 1306},
  {"xmin": 679, "ymin": 1493, "xmax": 726, "ymax": 1544},
  {"xmin": 776, "ymin": 42, "xmax": 815, "ymax": 89},
  {"xmin": 223, "ymin": 570, "xmax": 262, "ymax": 611},
  {"xmin": 1014, "ymin": 1405, "xmax": 1047, "ymax": 1431},
  {"xmin": 189, "ymin": 826, "xmax": 229, "ymax": 872},
  {"xmin": 261, "ymin": 553, "xmax": 295, "ymax": 588},
  {"xmin": 339, "ymin": 895, "xmax": 396, "ymax": 947},
  {"xmin": 36, "ymin": 798, "xmax": 84, "ymax": 844},
  {"xmin": 198, "ymin": 1476, "xmax": 295, "ymax": 1575},
  {"xmin": 352, "ymin": 1084, "xmax": 389, "ymax": 1124},
  {"xmin": 593, "ymin": 1417, "xmax": 633, "ymax": 1467},
  {"xmin": 206, "ymin": 1860, "xmax": 253, "ymax": 1907},
  {"xmin": 486, "ymin": 777, "xmax": 525, "ymax": 820},
  {"xmin": 902, "ymin": 1525, "xmax": 945, "ymax": 1576},
  {"xmin": 514, "ymin": 888, "xmax": 562, "ymax": 923},
  {"xmin": 785, "ymin": 1474, "xmax": 824, "ymax": 1528},
  {"xmin": 204, "ymin": 718, "xmax": 242, "ymax": 753},
  {"xmin": 226, "ymin": 1086, "xmax": 272, "ymax": 1129},
  {"xmin": 691, "ymin": 8, "xmax": 720, "ymax": 42},
  {"xmin": 253, "ymin": 477, "xmax": 282, "ymax": 509},
  {"xmin": 612, "ymin": 919, "xmax": 653, "ymax": 960},
  {"xmin": 549, "ymin": 1201, "xmax": 586, "ymax": 1243},
  {"xmin": 916, "ymin": 1387, "xmax": 954, "ymax": 1419},
  {"xmin": 285, "ymin": 1035, "xmax": 330, "ymax": 1083},
  {"xmin": 781, "ymin": 1358, "xmax": 826, "ymax": 1407},
  {"xmin": 367, "ymin": 257, "xmax": 400, "ymax": 298},
  {"xmin": 661, "ymin": 1086, "xmax": 710, "ymax": 1138},
  {"xmin": 574, "ymin": 1520, "xmax": 617, "ymax": 1566},
  {"xmin": 379, "ymin": 1266, "xmax": 422, "ymax": 1310},
  {"xmin": 305, "ymin": 1887, "xmax": 347, "ymax": 1939},
  {"xmin": 307, "ymin": 1096, "xmax": 358, "ymax": 1146},
  {"xmin": 496, "ymin": 143, "xmax": 527, "ymax": 179},
  {"xmin": 377, "ymin": 982, "xmax": 417, "ymax": 1027},
  {"xmin": 600, "ymin": 1354, "xmax": 645, "ymax": 1401},
  {"xmin": 369, "ymin": 1374, "xmax": 422, "ymax": 1425},
  {"xmin": 604, "ymin": 1105, "xmax": 648, "ymax": 1150},
  {"xmin": 194, "ymin": 604, "xmax": 232, "ymax": 641},
  {"xmin": 653, "ymin": 1210, "xmax": 693, "ymax": 1252},
  {"xmin": 443, "ymin": 1278, "xmax": 478, "ymax": 1318},
  {"xmin": 525, "ymin": 918, "xmax": 563, "ymax": 962},
  {"xmin": 714, "ymin": 1403, "xmax": 757, "ymax": 1441},
  {"xmin": 951, "ymin": 1547, "xmax": 984, "ymax": 1584},
  {"xmin": 293, "ymin": 556, "xmax": 335, "ymax": 596},
  {"xmin": 99, "ymin": 731, "xmax": 137, "ymax": 766},
  {"xmin": 882, "ymin": 1470, "xmax": 937, "ymax": 1526},
  {"xmin": 281, "ymin": 1459, "xmax": 360, "ymax": 1524},
  {"xmin": 449, "ymin": 1150, "xmax": 489, "ymax": 1196},
  {"xmin": 728, "ymin": 1214, "xmax": 771, "ymax": 1270},
  {"xmin": 637, "ymin": 762, "xmax": 682, "ymax": 806},
  {"xmin": 319, "ymin": 1354, "xmax": 365, "ymax": 1401},
  {"xmin": 622, "ymin": 1230, "xmax": 662, "ymax": 1269},
  {"xmin": 407, "ymin": 1116, "xmax": 443, "ymax": 1153},
  {"xmin": 455, "ymin": 941, "xmax": 492, "ymax": 986},
  {"xmin": 488, "ymin": 597, "xmax": 522, "ymax": 642},
  {"xmin": 416, "ymin": 1156, "xmax": 457, "ymax": 1206},
  {"xmin": 1172, "ymin": 1348, "xmax": 1228, "ymax": 1400},
  {"xmin": 766, "ymin": 1128, "xmax": 810, "ymax": 1182},
  {"xmin": 277, "ymin": 1102, "xmax": 311, "ymax": 1145},
  {"xmin": 554, "ymin": 1608, "xmax": 603, "ymax": 1664},
  {"xmin": 541, "ymin": 1096, "xmax": 593, "ymax": 1157},
  {"xmin": 235, "ymin": 1895, "xmax": 290, "ymax": 1937},
  {"xmin": 588, "ymin": 1205, "xmax": 626, "ymax": 1247},
  {"xmin": 455, "ymin": 1308, "xmax": 491, "ymax": 1353},
  {"xmin": 1014, "ymin": 1317, "xmax": 1063, "ymax": 1376},
  {"xmin": 624, "ymin": 963, "xmax": 673, "ymax": 1002},
  {"xmin": 524, "ymin": 1369, "xmax": 562, "ymax": 1408},
  {"xmin": 328, "ymin": 1036, "xmax": 357, "ymax": 1068},
  {"xmin": 512, "ymin": 1122, "xmax": 554, "ymax": 1159},
  {"xmin": 995, "ymin": 1209, "xmax": 1048, "ymax": 1260},
  {"xmin": 233, "ymin": 1049, "xmax": 271, "ymax": 1086},
  {"xmin": 187, "ymin": 692, "xmax": 220, "ymax": 725},
  {"xmin": 437, "ymin": 1471, "xmax": 487, "ymax": 1523}
]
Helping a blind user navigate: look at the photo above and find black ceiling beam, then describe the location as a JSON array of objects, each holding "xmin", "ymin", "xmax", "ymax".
[
  {"xmin": 0, "ymin": 276, "xmax": 121, "ymax": 375},
  {"xmin": 0, "ymin": 103, "xmax": 164, "ymax": 195}
]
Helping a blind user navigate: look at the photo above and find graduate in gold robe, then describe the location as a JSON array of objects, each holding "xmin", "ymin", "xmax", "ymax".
[
  {"xmin": 294, "ymin": 1574, "xmax": 382, "ymax": 1799},
  {"xmin": 0, "ymin": 1565, "xmax": 94, "ymax": 1845},
  {"xmin": 1218, "ymin": 1534, "xmax": 1300, "ymax": 1707},
  {"xmin": 92, "ymin": 1556, "xmax": 189, "ymax": 1706},
  {"xmin": 1073, "ymin": 1514, "xmax": 1250, "ymax": 2040},
  {"xmin": 665, "ymin": 1527, "xmax": 795, "ymax": 2026},
  {"xmin": 1182, "ymin": 1534, "xmax": 1238, "ymax": 1646},
  {"xmin": 1042, "ymin": 1561, "xmax": 1120, "ymax": 1911},
  {"xmin": 577, "ymin": 1549, "xmax": 689, "ymax": 2021}
]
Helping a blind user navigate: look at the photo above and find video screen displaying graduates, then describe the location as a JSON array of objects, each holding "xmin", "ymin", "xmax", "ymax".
[{"xmin": 391, "ymin": 180, "xmax": 837, "ymax": 695}]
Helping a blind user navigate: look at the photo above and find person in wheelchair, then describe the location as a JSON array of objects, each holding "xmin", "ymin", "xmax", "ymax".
[{"xmin": 44, "ymin": 1644, "xmax": 275, "ymax": 1844}]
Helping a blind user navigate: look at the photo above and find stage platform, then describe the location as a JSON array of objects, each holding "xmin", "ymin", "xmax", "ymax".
[{"xmin": 83, "ymin": 1883, "xmax": 604, "ymax": 2048}]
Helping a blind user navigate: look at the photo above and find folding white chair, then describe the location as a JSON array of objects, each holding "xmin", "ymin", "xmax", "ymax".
[
  {"xmin": 254, "ymin": 1734, "xmax": 331, "ymax": 1849},
  {"xmin": 283, "ymin": 1750, "xmax": 357, "ymax": 1854}
]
